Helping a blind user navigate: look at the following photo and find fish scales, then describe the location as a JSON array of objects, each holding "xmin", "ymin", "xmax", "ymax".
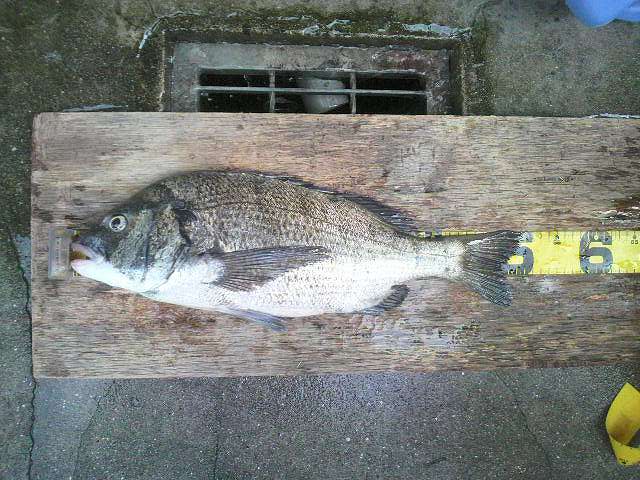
[{"xmin": 157, "ymin": 172, "xmax": 412, "ymax": 255}]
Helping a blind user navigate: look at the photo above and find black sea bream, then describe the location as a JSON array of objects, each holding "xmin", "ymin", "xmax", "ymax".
[{"xmin": 71, "ymin": 172, "xmax": 522, "ymax": 330}]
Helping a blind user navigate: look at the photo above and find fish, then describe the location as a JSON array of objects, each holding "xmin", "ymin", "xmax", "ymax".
[{"xmin": 71, "ymin": 171, "xmax": 522, "ymax": 331}]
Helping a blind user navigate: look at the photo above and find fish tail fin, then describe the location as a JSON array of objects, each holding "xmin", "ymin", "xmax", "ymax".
[{"xmin": 457, "ymin": 230, "xmax": 523, "ymax": 306}]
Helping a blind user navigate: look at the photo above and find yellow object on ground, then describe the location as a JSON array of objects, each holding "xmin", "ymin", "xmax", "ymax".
[
  {"xmin": 433, "ymin": 230, "xmax": 640, "ymax": 275},
  {"xmin": 606, "ymin": 383, "xmax": 640, "ymax": 466}
]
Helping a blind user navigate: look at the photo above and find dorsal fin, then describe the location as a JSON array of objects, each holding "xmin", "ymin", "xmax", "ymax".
[
  {"xmin": 337, "ymin": 193, "xmax": 419, "ymax": 234},
  {"xmin": 255, "ymin": 172, "xmax": 421, "ymax": 234}
]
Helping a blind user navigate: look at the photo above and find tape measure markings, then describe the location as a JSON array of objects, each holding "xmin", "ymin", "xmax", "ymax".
[{"xmin": 421, "ymin": 230, "xmax": 640, "ymax": 275}]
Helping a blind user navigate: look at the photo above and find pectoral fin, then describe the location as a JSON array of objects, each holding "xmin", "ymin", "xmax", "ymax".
[{"xmin": 202, "ymin": 246, "xmax": 329, "ymax": 292}]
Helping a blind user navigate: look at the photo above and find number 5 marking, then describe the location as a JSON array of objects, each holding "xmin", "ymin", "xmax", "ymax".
[{"xmin": 504, "ymin": 232, "xmax": 534, "ymax": 275}]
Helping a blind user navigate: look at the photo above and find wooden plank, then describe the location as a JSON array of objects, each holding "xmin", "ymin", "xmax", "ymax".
[{"xmin": 31, "ymin": 113, "xmax": 640, "ymax": 378}]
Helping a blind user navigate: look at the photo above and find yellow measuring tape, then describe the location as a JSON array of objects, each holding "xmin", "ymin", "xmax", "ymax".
[
  {"xmin": 426, "ymin": 230, "xmax": 640, "ymax": 275},
  {"xmin": 607, "ymin": 383, "xmax": 640, "ymax": 465}
]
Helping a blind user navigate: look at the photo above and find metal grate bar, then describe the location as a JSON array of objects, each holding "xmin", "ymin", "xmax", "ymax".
[
  {"xmin": 423, "ymin": 75, "xmax": 431, "ymax": 114},
  {"xmin": 349, "ymin": 72, "xmax": 357, "ymax": 114},
  {"xmin": 268, "ymin": 71, "xmax": 276, "ymax": 113},
  {"xmin": 199, "ymin": 67, "xmax": 425, "ymax": 78},
  {"xmin": 195, "ymin": 86, "xmax": 428, "ymax": 97}
]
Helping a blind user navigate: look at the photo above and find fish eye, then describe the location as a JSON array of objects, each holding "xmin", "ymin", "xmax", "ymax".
[{"xmin": 108, "ymin": 214, "xmax": 127, "ymax": 232}]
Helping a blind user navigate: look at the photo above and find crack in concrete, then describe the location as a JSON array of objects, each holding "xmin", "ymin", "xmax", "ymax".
[
  {"xmin": 3, "ymin": 224, "xmax": 35, "ymax": 480},
  {"xmin": 4, "ymin": 228, "xmax": 31, "ymax": 317},
  {"xmin": 70, "ymin": 380, "xmax": 117, "ymax": 480},
  {"xmin": 27, "ymin": 381, "xmax": 37, "ymax": 480},
  {"xmin": 137, "ymin": 10, "xmax": 203, "ymax": 57},
  {"xmin": 212, "ymin": 439, "xmax": 221, "ymax": 479},
  {"xmin": 493, "ymin": 372, "xmax": 555, "ymax": 479},
  {"xmin": 424, "ymin": 455, "xmax": 447, "ymax": 467}
]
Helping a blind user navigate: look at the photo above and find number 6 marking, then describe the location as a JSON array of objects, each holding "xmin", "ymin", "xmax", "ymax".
[{"xmin": 580, "ymin": 231, "xmax": 613, "ymax": 274}]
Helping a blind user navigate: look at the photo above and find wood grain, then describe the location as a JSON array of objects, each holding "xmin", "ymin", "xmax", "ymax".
[{"xmin": 31, "ymin": 113, "xmax": 640, "ymax": 378}]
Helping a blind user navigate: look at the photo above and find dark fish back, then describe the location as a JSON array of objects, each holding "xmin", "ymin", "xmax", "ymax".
[{"xmin": 151, "ymin": 172, "xmax": 410, "ymax": 255}]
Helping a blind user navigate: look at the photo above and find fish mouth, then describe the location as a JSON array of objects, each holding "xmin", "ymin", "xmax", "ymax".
[{"xmin": 70, "ymin": 243, "xmax": 104, "ymax": 270}]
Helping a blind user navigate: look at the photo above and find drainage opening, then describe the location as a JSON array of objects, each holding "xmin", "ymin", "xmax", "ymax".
[
  {"xmin": 170, "ymin": 43, "xmax": 452, "ymax": 114},
  {"xmin": 198, "ymin": 69, "xmax": 429, "ymax": 114}
]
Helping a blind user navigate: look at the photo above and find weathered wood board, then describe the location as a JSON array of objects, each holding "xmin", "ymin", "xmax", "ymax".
[{"xmin": 32, "ymin": 113, "xmax": 640, "ymax": 378}]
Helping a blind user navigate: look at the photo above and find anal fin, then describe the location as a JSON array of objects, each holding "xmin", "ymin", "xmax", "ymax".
[
  {"xmin": 223, "ymin": 307, "xmax": 286, "ymax": 332},
  {"xmin": 360, "ymin": 285, "xmax": 409, "ymax": 315}
]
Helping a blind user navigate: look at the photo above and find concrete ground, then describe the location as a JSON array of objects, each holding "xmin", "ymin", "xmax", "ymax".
[{"xmin": 1, "ymin": 0, "xmax": 639, "ymax": 478}]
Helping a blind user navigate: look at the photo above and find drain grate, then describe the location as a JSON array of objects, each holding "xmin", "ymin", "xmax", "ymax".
[
  {"xmin": 198, "ymin": 69, "xmax": 428, "ymax": 114},
  {"xmin": 169, "ymin": 43, "xmax": 452, "ymax": 114}
]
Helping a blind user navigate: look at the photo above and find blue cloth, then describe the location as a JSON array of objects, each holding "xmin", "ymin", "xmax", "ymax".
[{"xmin": 566, "ymin": 0, "xmax": 640, "ymax": 26}]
